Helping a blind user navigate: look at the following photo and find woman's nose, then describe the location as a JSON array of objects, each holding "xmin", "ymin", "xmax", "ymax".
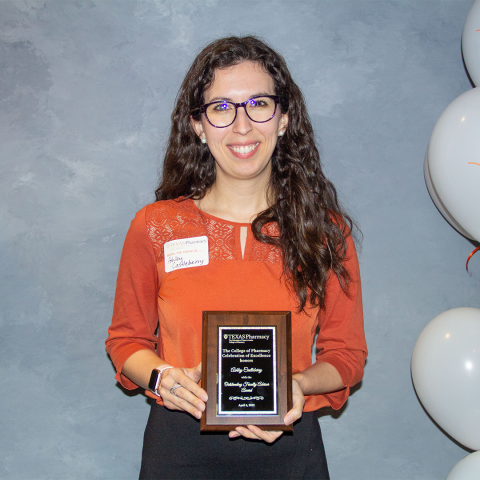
[{"xmin": 232, "ymin": 106, "xmax": 253, "ymax": 135}]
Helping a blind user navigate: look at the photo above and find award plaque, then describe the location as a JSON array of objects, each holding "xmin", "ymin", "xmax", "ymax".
[{"xmin": 201, "ymin": 311, "xmax": 292, "ymax": 432}]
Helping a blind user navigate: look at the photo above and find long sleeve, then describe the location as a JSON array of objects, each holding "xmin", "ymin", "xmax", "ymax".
[
  {"xmin": 314, "ymin": 234, "xmax": 367, "ymax": 410},
  {"xmin": 106, "ymin": 207, "xmax": 160, "ymax": 390}
]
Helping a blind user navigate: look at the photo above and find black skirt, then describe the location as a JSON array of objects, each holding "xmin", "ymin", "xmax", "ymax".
[{"xmin": 139, "ymin": 402, "xmax": 330, "ymax": 480}]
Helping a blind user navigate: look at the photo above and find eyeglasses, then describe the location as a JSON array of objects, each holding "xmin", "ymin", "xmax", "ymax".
[{"xmin": 191, "ymin": 95, "xmax": 281, "ymax": 128}]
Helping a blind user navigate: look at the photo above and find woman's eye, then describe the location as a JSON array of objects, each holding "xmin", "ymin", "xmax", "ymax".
[
  {"xmin": 250, "ymin": 99, "xmax": 268, "ymax": 108},
  {"xmin": 213, "ymin": 102, "xmax": 233, "ymax": 112}
]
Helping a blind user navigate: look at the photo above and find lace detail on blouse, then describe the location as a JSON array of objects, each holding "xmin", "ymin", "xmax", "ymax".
[
  {"xmin": 205, "ymin": 217, "xmax": 236, "ymax": 260},
  {"xmin": 145, "ymin": 199, "xmax": 281, "ymax": 265},
  {"xmin": 146, "ymin": 199, "xmax": 236, "ymax": 262},
  {"xmin": 249, "ymin": 223, "xmax": 283, "ymax": 264}
]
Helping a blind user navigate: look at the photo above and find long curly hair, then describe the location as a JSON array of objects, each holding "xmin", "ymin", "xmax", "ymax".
[{"xmin": 156, "ymin": 36, "xmax": 355, "ymax": 312}]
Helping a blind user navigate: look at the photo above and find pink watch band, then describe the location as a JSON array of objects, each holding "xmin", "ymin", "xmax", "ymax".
[{"xmin": 152, "ymin": 365, "xmax": 174, "ymax": 396}]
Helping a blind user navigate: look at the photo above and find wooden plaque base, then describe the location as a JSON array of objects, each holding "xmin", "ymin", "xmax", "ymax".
[{"xmin": 201, "ymin": 311, "xmax": 292, "ymax": 432}]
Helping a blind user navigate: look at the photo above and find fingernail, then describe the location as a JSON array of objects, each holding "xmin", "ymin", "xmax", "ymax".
[
  {"xmin": 196, "ymin": 411, "xmax": 202, "ymax": 419},
  {"xmin": 284, "ymin": 415, "xmax": 292, "ymax": 425}
]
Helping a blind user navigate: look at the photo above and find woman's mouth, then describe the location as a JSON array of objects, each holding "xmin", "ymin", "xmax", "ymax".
[{"xmin": 228, "ymin": 142, "xmax": 260, "ymax": 158}]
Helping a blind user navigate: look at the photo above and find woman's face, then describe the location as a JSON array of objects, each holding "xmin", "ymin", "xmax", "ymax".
[{"xmin": 191, "ymin": 61, "xmax": 288, "ymax": 186}]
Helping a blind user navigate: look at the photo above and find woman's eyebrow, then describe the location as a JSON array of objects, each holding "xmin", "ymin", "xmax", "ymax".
[{"xmin": 207, "ymin": 92, "xmax": 274, "ymax": 103}]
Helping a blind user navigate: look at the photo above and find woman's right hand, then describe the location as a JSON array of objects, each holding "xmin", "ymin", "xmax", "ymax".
[{"xmin": 158, "ymin": 362, "xmax": 208, "ymax": 419}]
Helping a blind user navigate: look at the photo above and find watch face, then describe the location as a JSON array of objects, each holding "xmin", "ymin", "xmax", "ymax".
[{"xmin": 148, "ymin": 369, "xmax": 160, "ymax": 392}]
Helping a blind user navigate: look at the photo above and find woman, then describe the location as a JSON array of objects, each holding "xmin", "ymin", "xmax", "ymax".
[{"xmin": 106, "ymin": 36, "xmax": 367, "ymax": 479}]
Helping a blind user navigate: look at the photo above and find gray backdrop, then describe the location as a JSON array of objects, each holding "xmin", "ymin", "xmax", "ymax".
[{"xmin": 1, "ymin": 1, "xmax": 479, "ymax": 479}]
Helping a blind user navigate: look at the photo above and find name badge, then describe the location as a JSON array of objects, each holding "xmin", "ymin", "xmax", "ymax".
[{"xmin": 164, "ymin": 236, "xmax": 209, "ymax": 273}]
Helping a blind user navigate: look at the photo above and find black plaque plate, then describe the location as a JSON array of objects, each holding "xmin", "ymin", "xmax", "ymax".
[
  {"xmin": 218, "ymin": 325, "xmax": 277, "ymax": 415},
  {"xmin": 201, "ymin": 311, "xmax": 292, "ymax": 432}
]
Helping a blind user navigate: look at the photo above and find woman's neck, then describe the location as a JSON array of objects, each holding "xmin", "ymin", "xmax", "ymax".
[{"xmin": 195, "ymin": 180, "xmax": 270, "ymax": 223}]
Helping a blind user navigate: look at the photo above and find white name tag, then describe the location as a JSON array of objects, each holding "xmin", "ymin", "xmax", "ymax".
[{"xmin": 164, "ymin": 236, "xmax": 209, "ymax": 273}]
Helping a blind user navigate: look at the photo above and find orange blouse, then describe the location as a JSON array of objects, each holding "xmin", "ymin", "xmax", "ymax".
[{"xmin": 106, "ymin": 198, "xmax": 367, "ymax": 411}]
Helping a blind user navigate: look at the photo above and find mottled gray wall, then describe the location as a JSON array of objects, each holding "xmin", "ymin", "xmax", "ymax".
[{"xmin": 1, "ymin": 1, "xmax": 479, "ymax": 479}]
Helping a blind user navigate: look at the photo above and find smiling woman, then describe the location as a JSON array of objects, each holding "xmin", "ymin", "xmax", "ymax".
[
  {"xmin": 190, "ymin": 61, "xmax": 288, "ymax": 193},
  {"xmin": 106, "ymin": 35, "xmax": 367, "ymax": 480}
]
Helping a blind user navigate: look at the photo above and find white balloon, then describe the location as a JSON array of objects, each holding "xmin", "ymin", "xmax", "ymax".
[
  {"xmin": 412, "ymin": 308, "xmax": 480, "ymax": 451},
  {"xmin": 424, "ymin": 150, "xmax": 475, "ymax": 240},
  {"xmin": 462, "ymin": 0, "xmax": 480, "ymax": 86},
  {"xmin": 428, "ymin": 88, "xmax": 480, "ymax": 242},
  {"xmin": 446, "ymin": 451, "xmax": 480, "ymax": 480}
]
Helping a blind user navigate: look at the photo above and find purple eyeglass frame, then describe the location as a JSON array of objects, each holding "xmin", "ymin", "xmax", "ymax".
[{"xmin": 191, "ymin": 95, "xmax": 281, "ymax": 128}]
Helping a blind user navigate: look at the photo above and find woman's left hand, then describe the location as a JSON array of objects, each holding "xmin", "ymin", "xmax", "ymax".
[{"xmin": 228, "ymin": 378, "xmax": 305, "ymax": 443}]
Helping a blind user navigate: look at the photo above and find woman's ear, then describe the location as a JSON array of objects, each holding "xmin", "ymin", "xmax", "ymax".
[
  {"xmin": 279, "ymin": 113, "xmax": 288, "ymax": 135},
  {"xmin": 190, "ymin": 116, "xmax": 205, "ymax": 142}
]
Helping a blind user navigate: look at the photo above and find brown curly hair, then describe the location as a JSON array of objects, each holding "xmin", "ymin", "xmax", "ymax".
[{"xmin": 156, "ymin": 35, "xmax": 356, "ymax": 312}]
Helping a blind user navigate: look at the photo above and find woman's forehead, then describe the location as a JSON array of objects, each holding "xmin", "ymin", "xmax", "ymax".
[{"xmin": 204, "ymin": 61, "xmax": 275, "ymax": 102}]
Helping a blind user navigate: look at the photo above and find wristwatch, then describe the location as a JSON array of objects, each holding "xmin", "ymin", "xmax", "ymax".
[{"xmin": 148, "ymin": 364, "xmax": 173, "ymax": 396}]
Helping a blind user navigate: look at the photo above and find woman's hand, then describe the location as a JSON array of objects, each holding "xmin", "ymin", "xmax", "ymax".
[
  {"xmin": 228, "ymin": 377, "xmax": 305, "ymax": 443},
  {"xmin": 159, "ymin": 362, "xmax": 208, "ymax": 420}
]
